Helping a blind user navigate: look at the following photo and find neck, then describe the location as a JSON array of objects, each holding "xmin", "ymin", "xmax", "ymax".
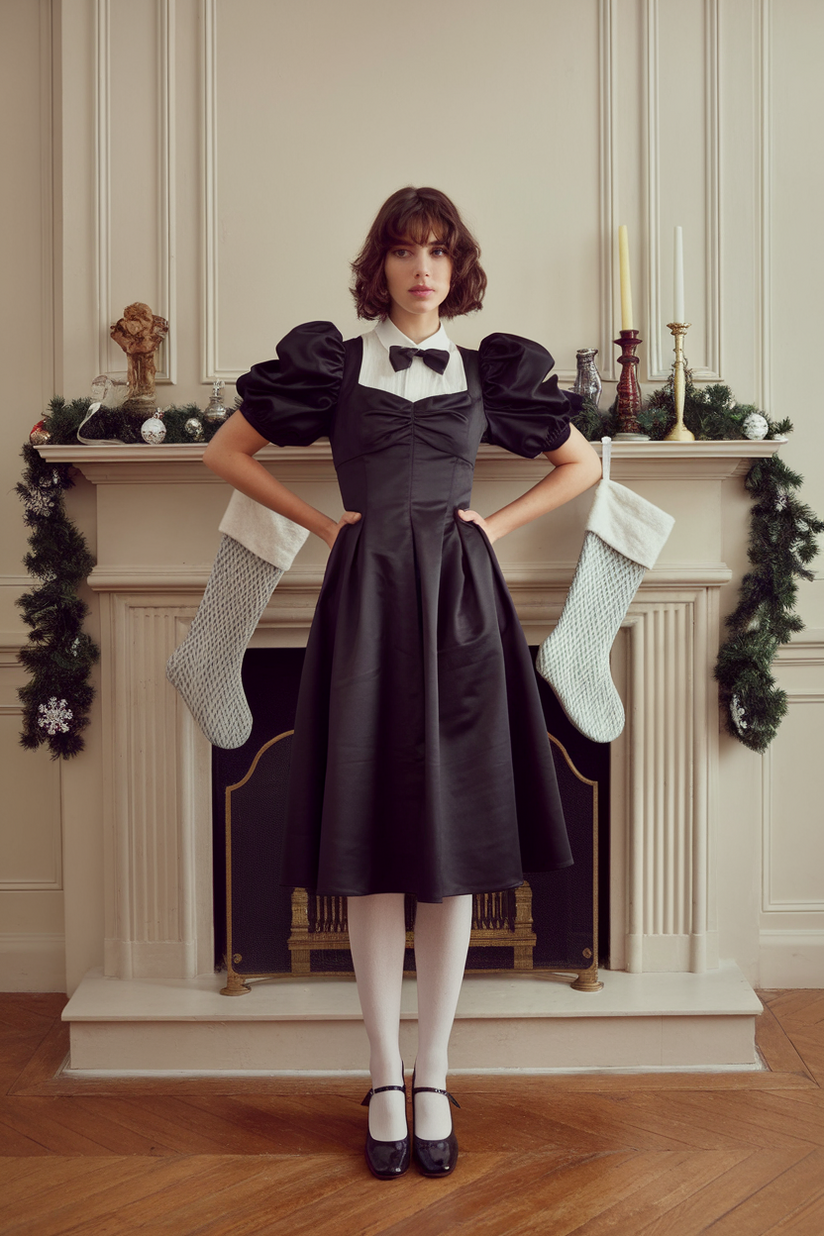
[{"xmin": 388, "ymin": 307, "xmax": 442, "ymax": 345}]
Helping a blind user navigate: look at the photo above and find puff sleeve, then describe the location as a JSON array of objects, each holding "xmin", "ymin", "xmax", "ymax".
[
  {"xmin": 478, "ymin": 333, "xmax": 582, "ymax": 458},
  {"xmin": 236, "ymin": 321, "xmax": 344, "ymax": 446}
]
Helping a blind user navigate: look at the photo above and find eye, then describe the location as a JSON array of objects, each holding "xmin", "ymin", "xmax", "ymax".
[
  {"xmin": 390, "ymin": 248, "xmax": 410, "ymax": 258},
  {"xmin": 431, "ymin": 247, "xmax": 449, "ymax": 258}
]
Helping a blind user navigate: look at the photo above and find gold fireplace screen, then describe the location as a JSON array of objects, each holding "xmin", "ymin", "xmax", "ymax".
[{"xmin": 220, "ymin": 731, "xmax": 601, "ymax": 996}]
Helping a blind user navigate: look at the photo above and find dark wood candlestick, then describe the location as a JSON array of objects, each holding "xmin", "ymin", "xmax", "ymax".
[{"xmin": 613, "ymin": 330, "xmax": 649, "ymax": 440}]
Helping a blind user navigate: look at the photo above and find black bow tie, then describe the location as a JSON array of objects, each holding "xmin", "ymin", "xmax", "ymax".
[{"xmin": 389, "ymin": 345, "xmax": 450, "ymax": 375}]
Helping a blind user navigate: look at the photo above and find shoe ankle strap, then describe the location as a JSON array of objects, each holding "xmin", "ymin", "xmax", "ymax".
[
  {"xmin": 412, "ymin": 1085, "xmax": 461, "ymax": 1108},
  {"xmin": 361, "ymin": 1083, "xmax": 407, "ymax": 1107}
]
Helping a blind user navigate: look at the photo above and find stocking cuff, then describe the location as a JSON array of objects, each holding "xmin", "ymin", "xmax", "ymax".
[
  {"xmin": 585, "ymin": 478, "xmax": 675, "ymax": 570},
  {"xmin": 219, "ymin": 489, "xmax": 309, "ymax": 570}
]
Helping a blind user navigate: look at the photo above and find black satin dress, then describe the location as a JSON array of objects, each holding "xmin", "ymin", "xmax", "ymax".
[{"xmin": 237, "ymin": 321, "xmax": 579, "ymax": 902}]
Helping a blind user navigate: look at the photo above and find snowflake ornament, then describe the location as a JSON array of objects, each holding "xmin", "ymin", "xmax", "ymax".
[
  {"xmin": 730, "ymin": 694, "xmax": 748, "ymax": 734},
  {"xmin": 24, "ymin": 487, "xmax": 56, "ymax": 517},
  {"xmin": 37, "ymin": 696, "xmax": 73, "ymax": 735}
]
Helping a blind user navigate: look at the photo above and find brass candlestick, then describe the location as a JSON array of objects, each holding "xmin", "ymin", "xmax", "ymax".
[
  {"xmin": 613, "ymin": 330, "xmax": 648, "ymax": 440},
  {"xmin": 664, "ymin": 322, "xmax": 695, "ymax": 442}
]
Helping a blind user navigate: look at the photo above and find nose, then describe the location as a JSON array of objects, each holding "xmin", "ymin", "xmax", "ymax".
[{"xmin": 413, "ymin": 247, "xmax": 430, "ymax": 277}]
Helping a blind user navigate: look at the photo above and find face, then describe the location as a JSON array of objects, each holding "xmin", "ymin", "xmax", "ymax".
[{"xmin": 383, "ymin": 232, "xmax": 453, "ymax": 320}]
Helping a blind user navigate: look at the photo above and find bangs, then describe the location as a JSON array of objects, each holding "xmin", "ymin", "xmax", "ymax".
[{"xmin": 383, "ymin": 208, "xmax": 454, "ymax": 250}]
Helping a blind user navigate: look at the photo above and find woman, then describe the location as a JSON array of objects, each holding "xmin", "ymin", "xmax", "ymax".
[{"xmin": 203, "ymin": 186, "xmax": 601, "ymax": 1179}]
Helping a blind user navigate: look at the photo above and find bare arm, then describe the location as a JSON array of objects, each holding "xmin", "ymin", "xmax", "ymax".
[
  {"xmin": 458, "ymin": 423, "xmax": 601, "ymax": 543},
  {"xmin": 202, "ymin": 410, "xmax": 360, "ymax": 549}
]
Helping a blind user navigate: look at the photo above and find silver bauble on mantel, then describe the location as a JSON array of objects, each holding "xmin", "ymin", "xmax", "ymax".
[{"xmin": 184, "ymin": 417, "xmax": 205, "ymax": 441}]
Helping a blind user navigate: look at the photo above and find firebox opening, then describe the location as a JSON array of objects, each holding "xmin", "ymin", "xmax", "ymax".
[{"xmin": 212, "ymin": 648, "xmax": 610, "ymax": 979}]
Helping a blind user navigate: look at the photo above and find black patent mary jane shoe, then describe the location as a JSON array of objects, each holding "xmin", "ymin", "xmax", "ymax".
[
  {"xmin": 412, "ymin": 1083, "xmax": 461, "ymax": 1177},
  {"xmin": 361, "ymin": 1082, "xmax": 410, "ymax": 1179}
]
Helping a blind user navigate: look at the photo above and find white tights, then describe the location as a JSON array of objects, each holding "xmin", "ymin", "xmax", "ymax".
[{"xmin": 346, "ymin": 892, "xmax": 473, "ymax": 1141}]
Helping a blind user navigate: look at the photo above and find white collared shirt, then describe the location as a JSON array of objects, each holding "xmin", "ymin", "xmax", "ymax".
[{"xmin": 359, "ymin": 317, "xmax": 468, "ymax": 400}]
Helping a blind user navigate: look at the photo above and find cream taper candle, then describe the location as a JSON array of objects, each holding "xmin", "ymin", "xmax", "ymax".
[{"xmin": 618, "ymin": 225, "xmax": 634, "ymax": 331}]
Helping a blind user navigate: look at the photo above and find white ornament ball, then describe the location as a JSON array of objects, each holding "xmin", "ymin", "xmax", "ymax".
[
  {"xmin": 141, "ymin": 415, "xmax": 167, "ymax": 444},
  {"xmin": 742, "ymin": 412, "xmax": 768, "ymax": 441}
]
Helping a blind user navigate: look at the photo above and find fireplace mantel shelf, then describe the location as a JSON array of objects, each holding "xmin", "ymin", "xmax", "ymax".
[{"xmin": 38, "ymin": 438, "xmax": 785, "ymax": 485}]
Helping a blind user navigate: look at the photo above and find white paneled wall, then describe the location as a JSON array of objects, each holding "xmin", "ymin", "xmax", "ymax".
[{"xmin": 1, "ymin": 0, "xmax": 822, "ymax": 991}]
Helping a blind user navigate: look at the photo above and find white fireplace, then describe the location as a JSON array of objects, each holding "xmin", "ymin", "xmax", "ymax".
[{"xmin": 47, "ymin": 439, "xmax": 770, "ymax": 1074}]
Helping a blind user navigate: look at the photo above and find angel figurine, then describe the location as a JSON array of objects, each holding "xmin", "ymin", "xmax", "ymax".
[{"xmin": 110, "ymin": 302, "xmax": 169, "ymax": 408}]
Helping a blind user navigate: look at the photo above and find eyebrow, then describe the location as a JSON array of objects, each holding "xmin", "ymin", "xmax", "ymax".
[{"xmin": 389, "ymin": 234, "xmax": 447, "ymax": 246}]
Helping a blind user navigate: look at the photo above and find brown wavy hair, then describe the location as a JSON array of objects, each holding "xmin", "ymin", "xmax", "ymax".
[{"xmin": 351, "ymin": 186, "xmax": 487, "ymax": 320}]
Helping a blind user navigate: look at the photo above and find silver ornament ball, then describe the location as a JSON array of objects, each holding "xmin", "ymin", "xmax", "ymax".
[
  {"xmin": 184, "ymin": 417, "xmax": 205, "ymax": 441},
  {"xmin": 742, "ymin": 412, "xmax": 768, "ymax": 441},
  {"xmin": 141, "ymin": 415, "xmax": 167, "ymax": 444}
]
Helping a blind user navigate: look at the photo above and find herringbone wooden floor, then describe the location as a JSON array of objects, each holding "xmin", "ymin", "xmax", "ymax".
[{"xmin": 1, "ymin": 991, "xmax": 823, "ymax": 1235}]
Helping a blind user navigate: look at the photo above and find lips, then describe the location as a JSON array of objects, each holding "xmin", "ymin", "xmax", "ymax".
[{"xmin": 409, "ymin": 287, "xmax": 434, "ymax": 297}]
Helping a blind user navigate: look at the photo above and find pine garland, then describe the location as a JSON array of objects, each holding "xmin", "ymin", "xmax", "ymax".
[
  {"xmin": 715, "ymin": 455, "xmax": 823, "ymax": 752},
  {"xmin": 17, "ymin": 396, "xmax": 230, "ymax": 758},
  {"xmin": 46, "ymin": 396, "xmax": 229, "ymax": 445},
  {"xmin": 574, "ymin": 374, "xmax": 823, "ymax": 753},
  {"xmin": 16, "ymin": 443, "xmax": 98, "ymax": 758}
]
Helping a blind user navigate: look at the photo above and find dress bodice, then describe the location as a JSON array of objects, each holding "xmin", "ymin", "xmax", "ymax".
[{"xmin": 327, "ymin": 337, "xmax": 484, "ymax": 526}]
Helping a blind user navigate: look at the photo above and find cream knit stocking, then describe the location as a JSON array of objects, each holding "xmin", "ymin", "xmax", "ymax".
[
  {"xmin": 536, "ymin": 439, "xmax": 675, "ymax": 743},
  {"xmin": 165, "ymin": 493, "xmax": 308, "ymax": 750}
]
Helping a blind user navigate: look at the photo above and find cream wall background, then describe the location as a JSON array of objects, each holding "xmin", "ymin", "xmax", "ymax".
[{"xmin": 1, "ymin": 0, "xmax": 822, "ymax": 992}]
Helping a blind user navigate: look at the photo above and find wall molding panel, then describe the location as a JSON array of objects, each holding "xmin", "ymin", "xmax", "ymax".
[
  {"xmin": 599, "ymin": 0, "xmax": 618, "ymax": 383},
  {"xmin": 0, "ymin": 693, "xmax": 62, "ymax": 892},
  {"xmin": 38, "ymin": 0, "xmax": 55, "ymax": 402},
  {"xmin": 645, "ymin": 0, "xmax": 721, "ymax": 382},
  {"xmin": 759, "ymin": 629, "xmax": 824, "ymax": 985},
  {"xmin": 202, "ymin": 0, "xmax": 221, "ymax": 383},
  {"xmin": 157, "ymin": 0, "xmax": 177, "ymax": 385},
  {"xmin": 94, "ymin": 0, "xmax": 111, "ymax": 380},
  {"xmin": 761, "ymin": 691, "xmax": 824, "ymax": 917},
  {"xmin": 757, "ymin": 0, "xmax": 772, "ymax": 410},
  {"xmin": 95, "ymin": 0, "xmax": 176, "ymax": 383}
]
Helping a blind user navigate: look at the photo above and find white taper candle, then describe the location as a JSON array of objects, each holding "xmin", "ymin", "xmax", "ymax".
[{"xmin": 674, "ymin": 226, "xmax": 685, "ymax": 322}]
